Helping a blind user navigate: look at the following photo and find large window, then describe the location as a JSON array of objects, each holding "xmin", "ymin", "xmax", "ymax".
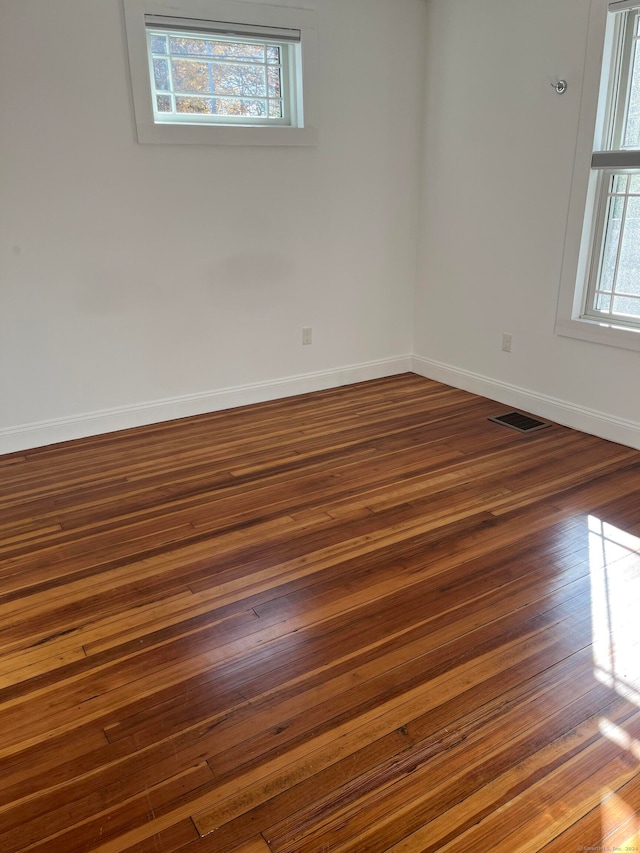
[
  {"xmin": 123, "ymin": 0, "xmax": 318, "ymax": 146},
  {"xmin": 557, "ymin": 0, "xmax": 640, "ymax": 349},
  {"xmin": 585, "ymin": 4, "xmax": 640, "ymax": 328}
]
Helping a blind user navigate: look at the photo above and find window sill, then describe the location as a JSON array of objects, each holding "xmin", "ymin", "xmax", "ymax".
[
  {"xmin": 134, "ymin": 121, "xmax": 319, "ymax": 146},
  {"xmin": 555, "ymin": 314, "xmax": 640, "ymax": 352}
]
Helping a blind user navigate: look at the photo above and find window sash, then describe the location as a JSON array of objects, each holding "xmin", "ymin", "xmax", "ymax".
[
  {"xmin": 592, "ymin": 8, "xmax": 640, "ymax": 167},
  {"xmin": 584, "ymin": 171, "xmax": 640, "ymax": 327},
  {"xmin": 145, "ymin": 26, "xmax": 294, "ymax": 127}
]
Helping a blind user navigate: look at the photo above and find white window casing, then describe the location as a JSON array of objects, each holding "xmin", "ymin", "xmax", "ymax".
[{"xmin": 123, "ymin": 0, "xmax": 319, "ymax": 146}]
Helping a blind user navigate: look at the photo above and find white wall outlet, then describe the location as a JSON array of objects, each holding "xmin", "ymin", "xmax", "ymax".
[
  {"xmin": 502, "ymin": 332, "xmax": 512, "ymax": 353},
  {"xmin": 302, "ymin": 327, "xmax": 313, "ymax": 345}
]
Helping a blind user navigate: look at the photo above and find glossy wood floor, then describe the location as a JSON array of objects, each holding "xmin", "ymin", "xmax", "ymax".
[{"xmin": 1, "ymin": 374, "xmax": 640, "ymax": 852}]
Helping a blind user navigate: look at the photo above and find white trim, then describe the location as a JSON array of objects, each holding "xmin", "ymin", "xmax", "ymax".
[
  {"xmin": 0, "ymin": 356, "xmax": 412, "ymax": 455},
  {"xmin": 412, "ymin": 355, "xmax": 640, "ymax": 450},
  {"xmin": 6, "ymin": 354, "xmax": 640, "ymax": 454}
]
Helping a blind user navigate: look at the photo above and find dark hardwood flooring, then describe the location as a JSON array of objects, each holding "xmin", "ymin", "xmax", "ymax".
[{"xmin": 0, "ymin": 373, "xmax": 639, "ymax": 851}]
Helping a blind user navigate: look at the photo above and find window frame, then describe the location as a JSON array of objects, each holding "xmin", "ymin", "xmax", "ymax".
[
  {"xmin": 122, "ymin": 0, "xmax": 319, "ymax": 146},
  {"xmin": 556, "ymin": 0, "xmax": 640, "ymax": 351}
]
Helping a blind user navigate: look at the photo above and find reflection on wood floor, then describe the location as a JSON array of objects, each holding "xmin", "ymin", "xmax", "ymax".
[{"xmin": 0, "ymin": 373, "xmax": 639, "ymax": 852}]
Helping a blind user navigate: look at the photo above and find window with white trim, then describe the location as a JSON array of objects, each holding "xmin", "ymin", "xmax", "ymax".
[
  {"xmin": 123, "ymin": 0, "xmax": 318, "ymax": 146},
  {"xmin": 558, "ymin": 0, "xmax": 640, "ymax": 347},
  {"xmin": 585, "ymin": 3, "xmax": 640, "ymax": 328}
]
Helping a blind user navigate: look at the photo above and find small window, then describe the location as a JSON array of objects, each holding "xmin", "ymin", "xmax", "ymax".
[{"xmin": 123, "ymin": 0, "xmax": 318, "ymax": 146}]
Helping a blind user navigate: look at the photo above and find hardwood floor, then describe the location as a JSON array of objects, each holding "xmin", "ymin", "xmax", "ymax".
[{"xmin": 1, "ymin": 373, "xmax": 639, "ymax": 852}]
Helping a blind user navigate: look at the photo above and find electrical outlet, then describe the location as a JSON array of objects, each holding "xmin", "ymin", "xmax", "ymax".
[
  {"xmin": 502, "ymin": 332, "xmax": 512, "ymax": 353},
  {"xmin": 302, "ymin": 327, "xmax": 312, "ymax": 346}
]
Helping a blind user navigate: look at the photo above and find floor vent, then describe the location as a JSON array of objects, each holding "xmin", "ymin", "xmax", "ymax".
[{"xmin": 488, "ymin": 412, "xmax": 550, "ymax": 433}]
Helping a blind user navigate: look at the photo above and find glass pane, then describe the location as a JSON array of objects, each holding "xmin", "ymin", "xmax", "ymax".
[
  {"xmin": 268, "ymin": 67, "xmax": 281, "ymax": 98},
  {"xmin": 242, "ymin": 99, "xmax": 267, "ymax": 116},
  {"xmin": 613, "ymin": 174, "xmax": 629, "ymax": 194},
  {"xmin": 156, "ymin": 94, "xmax": 172, "ymax": 112},
  {"xmin": 615, "ymin": 196, "xmax": 640, "ymax": 296},
  {"xmin": 150, "ymin": 34, "xmax": 167, "ymax": 55},
  {"xmin": 269, "ymin": 99, "xmax": 283, "ymax": 118},
  {"xmin": 267, "ymin": 46, "xmax": 281, "ymax": 64},
  {"xmin": 630, "ymin": 173, "xmax": 640, "ymax": 194},
  {"xmin": 212, "ymin": 98, "xmax": 267, "ymax": 117},
  {"xmin": 208, "ymin": 41, "xmax": 265, "ymax": 63},
  {"xmin": 169, "ymin": 36, "xmax": 209, "ymax": 56},
  {"xmin": 612, "ymin": 294, "xmax": 640, "ymax": 317},
  {"xmin": 153, "ymin": 58, "xmax": 170, "ymax": 92},
  {"xmin": 172, "ymin": 60, "xmax": 212, "ymax": 94},
  {"xmin": 623, "ymin": 36, "xmax": 640, "ymax": 148},
  {"xmin": 175, "ymin": 96, "xmax": 214, "ymax": 114},
  {"xmin": 599, "ymin": 194, "xmax": 625, "ymax": 293},
  {"xmin": 596, "ymin": 293, "xmax": 612, "ymax": 312},
  {"xmin": 210, "ymin": 63, "xmax": 266, "ymax": 97}
]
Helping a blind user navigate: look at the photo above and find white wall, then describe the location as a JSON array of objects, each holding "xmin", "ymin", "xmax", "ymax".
[
  {"xmin": 0, "ymin": 0, "xmax": 426, "ymax": 452},
  {"xmin": 6, "ymin": 0, "xmax": 640, "ymax": 456},
  {"xmin": 414, "ymin": 0, "xmax": 640, "ymax": 448}
]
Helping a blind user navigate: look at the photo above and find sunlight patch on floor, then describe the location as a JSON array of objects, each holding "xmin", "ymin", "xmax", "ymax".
[
  {"xmin": 589, "ymin": 515, "xmax": 640, "ymax": 707},
  {"xmin": 600, "ymin": 788, "xmax": 640, "ymax": 848},
  {"xmin": 590, "ymin": 515, "xmax": 640, "ymax": 848}
]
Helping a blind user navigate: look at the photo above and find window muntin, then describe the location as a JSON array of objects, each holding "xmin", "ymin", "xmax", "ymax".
[
  {"xmin": 583, "ymin": 6, "xmax": 640, "ymax": 329},
  {"xmin": 146, "ymin": 26, "xmax": 295, "ymax": 127}
]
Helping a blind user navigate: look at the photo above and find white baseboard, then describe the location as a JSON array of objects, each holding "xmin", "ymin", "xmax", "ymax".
[
  {"xmin": 5, "ymin": 353, "xmax": 639, "ymax": 455},
  {"xmin": 0, "ymin": 355, "xmax": 413, "ymax": 455},
  {"xmin": 412, "ymin": 354, "xmax": 640, "ymax": 451}
]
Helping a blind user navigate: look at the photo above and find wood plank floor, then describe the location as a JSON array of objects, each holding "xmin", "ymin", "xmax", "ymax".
[{"xmin": 1, "ymin": 373, "xmax": 640, "ymax": 852}]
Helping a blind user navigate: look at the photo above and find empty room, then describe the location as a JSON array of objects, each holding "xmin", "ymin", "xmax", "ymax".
[{"xmin": 1, "ymin": 0, "xmax": 640, "ymax": 850}]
